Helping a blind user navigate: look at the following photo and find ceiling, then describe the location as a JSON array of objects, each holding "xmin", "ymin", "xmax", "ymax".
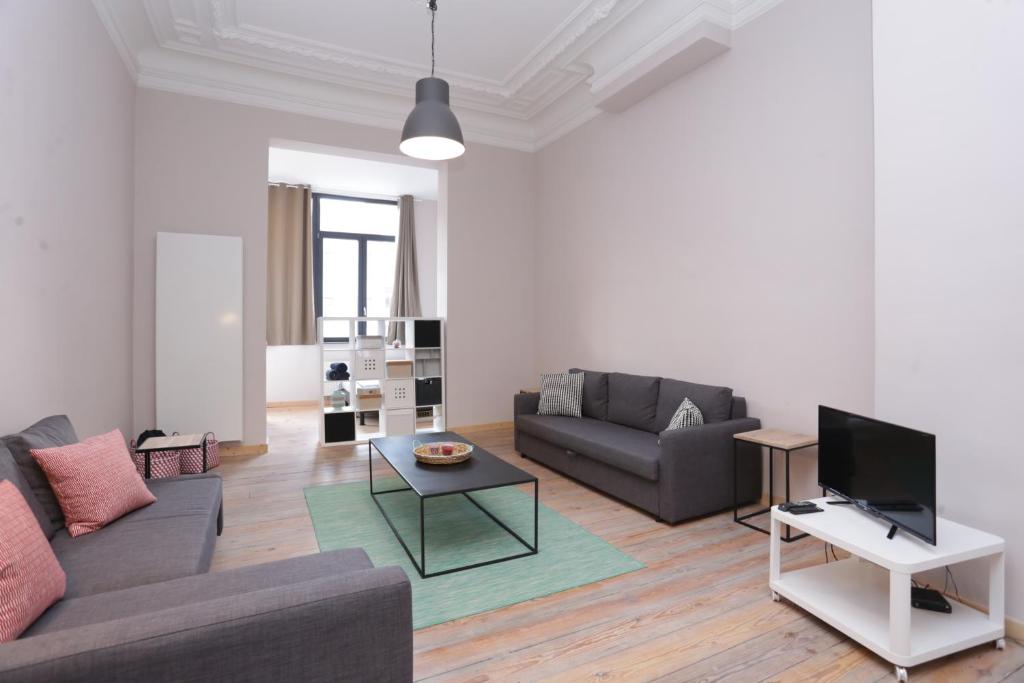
[
  {"xmin": 93, "ymin": 0, "xmax": 783, "ymax": 151},
  {"xmin": 268, "ymin": 145, "xmax": 439, "ymax": 200}
]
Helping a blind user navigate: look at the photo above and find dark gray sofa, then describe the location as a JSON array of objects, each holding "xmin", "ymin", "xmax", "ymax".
[
  {"xmin": 515, "ymin": 370, "xmax": 762, "ymax": 524},
  {"xmin": 0, "ymin": 416, "xmax": 413, "ymax": 683}
]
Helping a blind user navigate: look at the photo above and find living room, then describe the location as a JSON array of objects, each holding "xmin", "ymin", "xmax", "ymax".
[{"xmin": 1, "ymin": 0, "xmax": 1021, "ymax": 681}]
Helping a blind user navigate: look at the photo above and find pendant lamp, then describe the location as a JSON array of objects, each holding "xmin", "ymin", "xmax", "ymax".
[{"xmin": 400, "ymin": 1, "xmax": 465, "ymax": 160}]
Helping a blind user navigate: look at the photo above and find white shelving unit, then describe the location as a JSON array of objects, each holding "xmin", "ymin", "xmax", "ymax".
[
  {"xmin": 318, "ymin": 316, "xmax": 445, "ymax": 446},
  {"xmin": 770, "ymin": 498, "xmax": 1006, "ymax": 681}
]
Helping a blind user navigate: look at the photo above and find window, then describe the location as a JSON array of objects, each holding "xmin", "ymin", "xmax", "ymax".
[{"xmin": 313, "ymin": 193, "xmax": 399, "ymax": 340}]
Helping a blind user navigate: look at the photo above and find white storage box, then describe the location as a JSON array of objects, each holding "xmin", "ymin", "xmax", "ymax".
[
  {"xmin": 383, "ymin": 378, "xmax": 415, "ymax": 410},
  {"xmin": 355, "ymin": 349, "xmax": 385, "ymax": 378},
  {"xmin": 382, "ymin": 408, "xmax": 416, "ymax": 436},
  {"xmin": 356, "ymin": 335, "xmax": 385, "ymax": 349}
]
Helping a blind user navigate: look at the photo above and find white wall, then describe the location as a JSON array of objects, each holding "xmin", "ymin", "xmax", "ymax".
[
  {"xmin": 266, "ymin": 346, "xmax": 322, "ymax": 404},
  {"xmin": 534, "ymin": 0, "xmax": 875, "ymax": 498},
  {"xmin": 874, "ymin": 0, "xmax": 1024, "ymax": 622},
  {"xmin": 0, "ymin": 1, "xmax": 135, "ymax": 438},
  {"xmin": 134, "ymin": 90, "xmax": 536, "ymax": 441}
]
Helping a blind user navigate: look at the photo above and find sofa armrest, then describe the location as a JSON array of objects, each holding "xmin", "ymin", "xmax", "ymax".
[
  {"xmin": 514, "ymin": 391, "xmax": 540, "ymax": 417},
  {"xmin": 0, "ymin": 566, "xmax": 412, "ymax": 683},
  {"xmin": 656, "ymin": 417, "xmax": 762, "ymax": 523}
]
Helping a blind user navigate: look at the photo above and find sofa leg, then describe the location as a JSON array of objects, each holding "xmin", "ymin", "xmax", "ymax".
[{"xmin": 217, "ymin": 502, "xmax": 224, "ymax": 536}]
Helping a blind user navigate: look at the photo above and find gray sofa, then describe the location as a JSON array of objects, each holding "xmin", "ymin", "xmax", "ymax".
[
  {"xmin": 515, "ymin": 370, "xmax": 762, "ymax": 524},
  {"xmin": 0, "ymin": 416, "xmax": 413, "ymax": 683}
]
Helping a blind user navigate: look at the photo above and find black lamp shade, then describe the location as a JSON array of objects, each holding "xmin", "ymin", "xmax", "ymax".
[{"xmin": 400, "ymin": 77, "xmax": 465, "ymax": 160}]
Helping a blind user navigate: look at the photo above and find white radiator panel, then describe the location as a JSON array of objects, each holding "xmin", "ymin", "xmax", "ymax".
[{"xmin": 156, "ymin": 232, "xmax": 243, "ymax": 441}]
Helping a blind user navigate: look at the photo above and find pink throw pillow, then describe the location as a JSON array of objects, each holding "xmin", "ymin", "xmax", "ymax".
[
  {"xmin": 0, "ymin": 480, "xmax": 66, "ymax": 641},
  {"xmin": 31, "ymin": 429, "xmax": 156, "ymax": 537}
]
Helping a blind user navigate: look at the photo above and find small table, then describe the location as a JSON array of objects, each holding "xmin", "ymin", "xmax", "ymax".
[
  {"xmin": 134, "ymin": 433, "xmax": 209, "ymax": 479},
  {"xmin": 368, "ymin": 432, "xmax": 539, "ymax": 579},
  {"xmin": 733, "ymin": 428, "xmax": 817, "ymax": 543}
]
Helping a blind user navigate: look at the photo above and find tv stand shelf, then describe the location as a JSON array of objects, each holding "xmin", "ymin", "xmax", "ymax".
[{"xmin": 770, "ymin": 498, "xmax": 1005, "ymax": 681}]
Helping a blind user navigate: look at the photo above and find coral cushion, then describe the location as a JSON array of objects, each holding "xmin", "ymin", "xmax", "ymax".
[
  {"xmin": 0, "ymin": 480, "xmax": 66, "ymax": 641},
  {"xmin": 31, "ymin": 429, "xmax": 156, "ymax": 538}
]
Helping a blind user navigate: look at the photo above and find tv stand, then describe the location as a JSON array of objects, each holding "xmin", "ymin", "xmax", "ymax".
[{"xmin": 770, "ymin": 498, "xmax": 1005, "ymax": 681}]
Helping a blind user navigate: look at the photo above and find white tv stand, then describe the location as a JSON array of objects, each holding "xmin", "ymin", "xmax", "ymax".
[{"xmin": 770, "ymin": 498, "xmax": 1005, "ymax": 681}]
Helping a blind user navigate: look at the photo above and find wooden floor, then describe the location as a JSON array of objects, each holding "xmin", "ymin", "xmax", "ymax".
[{"xmin": 211, "ymin": 406, "xmax": 1024, "ymax": 682}]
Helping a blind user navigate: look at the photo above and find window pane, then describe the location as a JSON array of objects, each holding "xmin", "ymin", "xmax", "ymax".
[
  {"xmin": 366, "ymin": 240, "xmax": 397, "ymax": 318},
  {"xmin": 319, "ymin": 198, "xmax": 398, "ymax": 236},
  {"xmin": 322, "ymin": 238, "xmax": 358, "ymax": 339}
]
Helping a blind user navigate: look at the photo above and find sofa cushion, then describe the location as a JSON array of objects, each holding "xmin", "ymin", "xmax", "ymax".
[
  {"xmin": 516, "ymin": 414, "xmax": 660, "ymax": 481},
  {"xmin": 2, "ymin": 415, "xmax": 78, "ymax": 532},
  {"xmin": 25, "ymin": 549, "xmax": 373, "ymax": 636},
  {"xmin": 50, "ymin": 475, "xmax": 222, "ymax": 598},
  {"xmin": 538, "ymin": 372, "xmax": 583, "ymax": 418},
  {"xmin": 0, "ymin": 443, "xmax": 54, "ymax": 539},
  {"xmin": 31, "ymin": 429, "xmax": 156, "ymax": 538},
  {"xmin": 569, "ymin": 369, "xmax": 610, "ymax": 420},
  {"xmin": 606, "ymin": 373, "xmax": 661, "ymax": 433},
  {"xmin": 0, "ymin": 481, "xmax": 66, "ymax": 642},
  {"xmin": 656, "ymin": 378, "xmax": 734, "ymax": 430}
]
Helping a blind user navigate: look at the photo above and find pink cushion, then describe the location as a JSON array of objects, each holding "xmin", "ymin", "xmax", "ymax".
[
  {"xmin": 0, "ymin": 480, "xmax": 66, "ymax": 641},
  {"xmin": 31, "ymin": 429, "xmax": 156, "ymax": 538}
]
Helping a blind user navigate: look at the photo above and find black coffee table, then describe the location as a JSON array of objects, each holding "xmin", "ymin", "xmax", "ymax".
[{"xmin": 368, "ymin": 432, "xmax": 538, "ymax": 578}]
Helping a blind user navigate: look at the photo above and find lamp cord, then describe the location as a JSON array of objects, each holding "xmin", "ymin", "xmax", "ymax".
[{"xmin": 429, "ymin": 1, "xmax": 437, "ymax": 77}]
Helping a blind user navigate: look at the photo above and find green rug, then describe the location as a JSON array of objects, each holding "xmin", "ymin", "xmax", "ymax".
[{"xmin": 304, "ymin": 480, "xmax": 644, "ymax": 629}]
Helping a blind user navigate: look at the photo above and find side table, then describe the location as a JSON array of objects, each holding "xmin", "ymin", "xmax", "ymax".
[
  {"xmin": 134, "ymin": 433, "xmax": 209, "ymax": 479},
  {"xmin": 733, "ymin": 428, "xmax": 817, "ymax": 543}
]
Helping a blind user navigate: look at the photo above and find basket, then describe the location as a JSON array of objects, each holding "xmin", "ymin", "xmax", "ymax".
[
  {"xmin": 412, "ymin": 441, "xmax": 473, "ymax": 465},
  {"xmin": 180, "ymin": 433, "xmax": 220, "ymax": 474},
  {"xmin": 130, "ymin": 445, "xmax": 182, "ymax": 479}
]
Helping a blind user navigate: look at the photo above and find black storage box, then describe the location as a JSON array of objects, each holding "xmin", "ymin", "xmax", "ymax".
[
  {"xmin": 416, "ymin": 378, "xmax": 443, "ymax": 407},
  {"xmin": 413, "ymin": 320, "xmax": 442, "ymax": 348},
  {"xmin": 324, "ymin": 410, "xmax": 356, "ymax": 443}
]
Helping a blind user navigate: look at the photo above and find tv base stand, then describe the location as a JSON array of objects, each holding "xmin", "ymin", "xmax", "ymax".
[{"xmin": 770, "ymin": 498, "xmax": 1005, "ymax": 680}]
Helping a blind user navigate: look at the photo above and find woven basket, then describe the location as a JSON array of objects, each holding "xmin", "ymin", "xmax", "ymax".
[
  {"xmin": 180, "ymin": 434, "xmax": 220, "ymax": 474},
  {"xmin": 413, "ymin": 442, "xmax": 473, "ymax": 465},
  {"xmin": 130, "ymin": 446, "xmax": 182, "ymax": 479}
]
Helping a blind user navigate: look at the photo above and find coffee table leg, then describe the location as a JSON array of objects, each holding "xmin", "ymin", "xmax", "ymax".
[{"xmin": 420, "ymin": 496, "xmax": 426, "ymax": 576}]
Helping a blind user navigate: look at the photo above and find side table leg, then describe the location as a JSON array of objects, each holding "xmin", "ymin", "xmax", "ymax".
[
  {"xmin": 889, "ymin": 571, "xmax": 912, "ymax": 658},
  {"xmin": 989, "ymin": 551, "xmax": 1005, "ymax": 631}
]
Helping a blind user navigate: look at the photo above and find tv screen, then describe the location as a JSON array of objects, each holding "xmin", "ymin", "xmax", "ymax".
[{"xmin": 818, "ymin": 406, "xmax": 937, "ymax": 545}]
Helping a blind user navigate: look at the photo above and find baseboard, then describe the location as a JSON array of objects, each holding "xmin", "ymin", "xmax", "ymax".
[
  {"xmin": 266, "ymin": 400, "xmax": 320, "ymax": 408},
  {"xmin": 218, "ymin": 441, "xmax": 268, "ymax": 457},
  {"xmin": 449, "ymin": 421, "xmax": 515, "ymax": 433},
  {"xmin": 948, "ymin": 593, "xmax": 1024, "ymax": 642}
]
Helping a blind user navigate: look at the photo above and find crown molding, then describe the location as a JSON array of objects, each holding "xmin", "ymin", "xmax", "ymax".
[{"xmin": 94, "ymin": 0, "xmax": 787, "ymax": 152}]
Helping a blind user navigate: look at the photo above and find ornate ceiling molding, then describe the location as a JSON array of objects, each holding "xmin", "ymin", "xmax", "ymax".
[{"xmin": 94, "ymin": 0, "xmax": 786, "ymax": 151}]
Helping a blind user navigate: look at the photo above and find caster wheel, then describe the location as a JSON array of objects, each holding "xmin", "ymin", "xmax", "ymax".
[
  {"xmin": 895, "ymin": 665, "xmax": 908, "ymax": 682},
  {"xmin": 770, "ymin": 590, "xmax": 781, "ymax": 602},
  {"xmin": 996, "ymin": 638, "xmax": 1006, "ymax": 650}
]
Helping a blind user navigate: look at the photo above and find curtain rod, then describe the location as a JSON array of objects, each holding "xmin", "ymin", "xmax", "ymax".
[{"xmin": 267, "ymin": 181, "xmax": 428, "ymax": 203}]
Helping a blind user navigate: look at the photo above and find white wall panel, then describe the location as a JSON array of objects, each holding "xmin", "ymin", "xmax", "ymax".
[{"xmin": 156, "ymin": 232, "xmax": 243, "ymax": 441}]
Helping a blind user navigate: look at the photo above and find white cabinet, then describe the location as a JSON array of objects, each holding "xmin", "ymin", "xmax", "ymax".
[{"xmin": 355, "ymin": 349, "xmax": 386, "ymax": 379}]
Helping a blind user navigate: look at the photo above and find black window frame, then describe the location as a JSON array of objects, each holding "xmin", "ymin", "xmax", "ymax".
[{"xmin": 312, "ymin": 192, "xmax": 398, "ymax": 341}]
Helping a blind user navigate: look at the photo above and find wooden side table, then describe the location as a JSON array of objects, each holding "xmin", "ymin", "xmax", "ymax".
[{"xmin": 733, "ymin": 428, "xmax": 817, "ymax": 543}]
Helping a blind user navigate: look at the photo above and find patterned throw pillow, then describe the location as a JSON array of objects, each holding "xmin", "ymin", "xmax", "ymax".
[
  {"xmin": 667, "ymin": 397, "xmax": 704, "ymax": 430},
  {"xmin": 31, "ymin": 429, "xmax": 157, "ymax": 538},
  {"xmin": 538, "ymin": 372, "xmax": 584, "ymax": 418},
  {"xmin": 0, "ymin": 480, "xmax": 66, "ymax": 642}
]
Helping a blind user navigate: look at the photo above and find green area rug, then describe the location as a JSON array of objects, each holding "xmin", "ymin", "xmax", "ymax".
[{"xmin": 304, "ymin": 480, "xmax": 643, "ymax": 629}]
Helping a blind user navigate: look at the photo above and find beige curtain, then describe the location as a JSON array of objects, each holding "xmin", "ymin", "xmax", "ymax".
[
  {"xmin": 267, "ymin": 184, "xmax": 315, "ymax": 345},
  {"xmin": 388, "ymin": 194, "xmax": 422, "ymax": 344}
]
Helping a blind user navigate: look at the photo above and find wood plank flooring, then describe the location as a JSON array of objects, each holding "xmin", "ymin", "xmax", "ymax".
[{"xmin": 211, "ymin": 407, "xmax": 1024, "ymax": 682}]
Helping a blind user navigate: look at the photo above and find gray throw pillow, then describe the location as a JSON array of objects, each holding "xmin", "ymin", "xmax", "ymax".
[
  {"xmin": 2, "ymin": 415, "xmax": 79, "ymax": 533},
  {"xmin": 537, "ymin": 372, "xmax": 584, "ymax": 418},
  {"xmin": 666, "ymin": 398, "xmax": 704, "ymax": 431}
]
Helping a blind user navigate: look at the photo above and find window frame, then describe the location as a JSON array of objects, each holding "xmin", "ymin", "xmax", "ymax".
[{"xmin": 312, "ymin": 192, "xmax": 398, "ymax": 341}]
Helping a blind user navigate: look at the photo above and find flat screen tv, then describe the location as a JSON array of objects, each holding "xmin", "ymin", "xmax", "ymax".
[{"xmin": 818, "ymin": 406, "xmax": 937, "ymax": 545}]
